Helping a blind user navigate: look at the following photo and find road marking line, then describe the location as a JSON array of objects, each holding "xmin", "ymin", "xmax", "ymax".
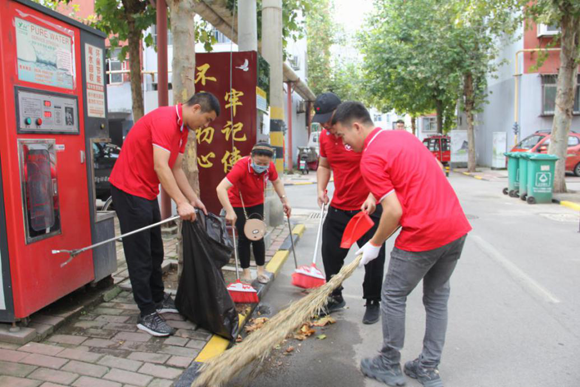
[{"xmin": 471, "ymin": 235, "xmax": 561, "ymax": 304}]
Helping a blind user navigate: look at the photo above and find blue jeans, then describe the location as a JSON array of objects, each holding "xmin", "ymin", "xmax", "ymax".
[{"xmin": 379, "ymin": 235, "xmax": 467, "ymax": 369}]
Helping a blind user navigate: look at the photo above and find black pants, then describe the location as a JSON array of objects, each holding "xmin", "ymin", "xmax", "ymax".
[
  {"xmin": 111, "ymin": 185, "xmax": 165, "ymax": 316},
  {"xmin": 321, "ymin": 205, "xmax": 386, "ymax": 301},
  {"xmin": 233, "ymin": 204, "xmax": 265, "ymax": 269}
]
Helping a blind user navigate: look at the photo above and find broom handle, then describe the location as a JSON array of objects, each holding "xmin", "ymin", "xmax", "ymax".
[
  {"xmin": 287, "ymin": 216, "xmax": 298, "ymax": 269},
  {"xmin": 312, "ymin": 203, "xmax": 326, "ymax": 265},
  {"xmin": 232, "ymin": 225, "xmax": 240, "ymax": 281}
]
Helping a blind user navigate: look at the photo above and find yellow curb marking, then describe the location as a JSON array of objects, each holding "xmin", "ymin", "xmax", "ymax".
[
  {"xmin": 560, "ymin": 201, "xmax": 580, "ymax": 212},
  {"xmin": 292, "ymin": 224, "xmax": 306, "ymax": 237},
  {"xmin": 474, "ymin": 176, "xmax": 483, "ymax": 180},
  {"xmin": 195, "ymin": 335, "xmax": 230, "ymax": 362},
  {"xmin": 462, "ymin": 172, "xmax": 471, "ymax": 176},
  {"xmin": 266, "ymin": 250, "xmax": 290, "ymax": 276}
]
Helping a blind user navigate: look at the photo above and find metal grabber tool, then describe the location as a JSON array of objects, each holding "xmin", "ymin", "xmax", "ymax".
[{"xmin": 52, "ymin": 215, "xmax": 181, "ymax": 267}]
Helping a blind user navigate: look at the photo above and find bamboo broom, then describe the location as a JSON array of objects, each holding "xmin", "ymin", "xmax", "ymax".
[{"xmin": 192, "ymin": 254, "xmax": 363, "ymax": 387}]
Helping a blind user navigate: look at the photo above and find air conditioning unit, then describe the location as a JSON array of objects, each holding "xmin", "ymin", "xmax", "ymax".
[
  {"xmin": 297, "ymin": 100, "xmax": 306, "ymax": 113},
  {"xmin": 289, "ymin": 55, "xmax": 301, "ymax": 71}
]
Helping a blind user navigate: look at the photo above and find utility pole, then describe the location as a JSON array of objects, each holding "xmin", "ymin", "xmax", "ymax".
[
  {"xmin": 261, "ymin": 0, "xmax": 285, "ymax": 173},
  {"xmin": 238, "ymin": 0, "xmax": 257, "ymax": 51},
  {"xmin": 261, "ymin": 0, "xmax": 284, "ymax": 226}
]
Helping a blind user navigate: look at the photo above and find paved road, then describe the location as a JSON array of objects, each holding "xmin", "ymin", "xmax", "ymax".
[{"xmin": 231, "ymin": 173, "xmax": 580, "ymax": 387}]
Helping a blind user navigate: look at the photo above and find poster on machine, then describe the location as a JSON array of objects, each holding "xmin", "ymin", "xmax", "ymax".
[
  {"xmin": 492, "ymin": 132, "xmax": 507, "ymax": 169},
  {"xmin": 84, "ymin": 44, "xmax": 106, "ymax": 118},
  {"xmin": 15, "ymin": 17, "xmax": 75, "ymax": 90},
  {"xmin": 450, "ymin": 130, "xmax": 468, "ymax": 163}
]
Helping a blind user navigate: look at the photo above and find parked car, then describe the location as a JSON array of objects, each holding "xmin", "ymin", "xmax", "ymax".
[
  {"xmin": 511, "ymin": 130, "xmax": 580, "ymax": 176},
  {"xmin": 93, "ymin": 141, "xmax": 120, "ymax": 201}
]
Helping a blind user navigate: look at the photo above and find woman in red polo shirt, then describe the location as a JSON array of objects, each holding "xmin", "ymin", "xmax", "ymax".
[{"xmin": 216, "ymin": 143, "xmax": 291, "ymax": 284}]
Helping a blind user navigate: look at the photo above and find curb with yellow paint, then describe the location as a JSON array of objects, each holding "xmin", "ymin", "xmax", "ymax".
[
  {"xmin": 194, "ymin": 223, "xmax": 306, "ymax": 363},
  {"xmin": 554, "ymin": 200, "xmax": 580, "ymax": 212}
]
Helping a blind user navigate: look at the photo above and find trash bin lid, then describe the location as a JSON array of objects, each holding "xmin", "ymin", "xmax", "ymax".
[
  {"xmin": 519, "ymin": 152, "xmax": 533, "ymax": 159},
  {"xmin": 529, "ymin": 154, "xmax": 559, "ymax": 161}
]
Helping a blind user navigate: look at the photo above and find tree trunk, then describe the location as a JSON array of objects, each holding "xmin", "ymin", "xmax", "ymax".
[
  {"xmin": 169, "ymin": 0, "xmax": 197, "ymax": 278},
  {"xmin": 548, "ymin": 14, "xmax": 580, "ymax": 193},
  {"xmin": 411, "ymin": 116, "xmax": 416, "ymax": 136},
  {"xmin": 464, "ymin": 72, "xmax": 477, "ymax": 172},
  {"xmin": 126, "ymin": 16, "xmax": 145, "ymax": 122},
  {"xmin": 435, "ymin": 99, "xmax": 443, "ymax": 133}
]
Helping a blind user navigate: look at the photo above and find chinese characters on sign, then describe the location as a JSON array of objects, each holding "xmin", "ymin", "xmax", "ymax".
[
  {"xmin": 193, "ymin": 52, "xmax": 258, "ymax": 213},
  {"xmin": 84, "ymin": 44, "xmax": 106, "ymax": 118}
]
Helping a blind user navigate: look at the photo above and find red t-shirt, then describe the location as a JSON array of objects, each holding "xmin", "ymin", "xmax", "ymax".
[
  {"xmin": 319, "ymin": 130, "xmax": 370, "ymax": 210},
  {"xmin": 360, "ymin": 128, "xmax": 471, "ymax": 252},
  {"xmin": 110, "ymin": 104, "xmax": 189, "ymax": 200},
  {"xmin": 226, "ymin": 156, "xmax": 279, "ymax": 207}
]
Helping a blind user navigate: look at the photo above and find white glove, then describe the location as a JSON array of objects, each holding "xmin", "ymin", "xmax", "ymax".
[{"xmin": 356, "ymin": 241, "xmax": 382, "ymax": 268}]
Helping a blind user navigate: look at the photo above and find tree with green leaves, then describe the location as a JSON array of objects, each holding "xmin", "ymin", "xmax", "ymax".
[
  {"xmin": 526, "ymin": 0, "xmax": 580, "ymax": 193},
  {"xmin": 305, "ymin": 0, "xmax": 334, "ymax": 96}
]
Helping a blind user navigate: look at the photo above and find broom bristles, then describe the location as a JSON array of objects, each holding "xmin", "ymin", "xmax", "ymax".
[{"xmin": 193, "ymin": 255, "xmax": 362, "ymax": 387}]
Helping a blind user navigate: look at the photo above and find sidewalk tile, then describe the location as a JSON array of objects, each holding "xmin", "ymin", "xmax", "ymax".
[
  {"xmin": 166, "ymin": 320, "xmax": 195, "ymax": 330},
  {"xmin": 95, "ymin": 315, "xmax": 131, "ymax": 324},
  {"xmin": 127, "ymin": 352, "xmax": 170, "ymax": 364},
  {"xmin": 19, "ymin": 343, "xmax": 64, "ymax": 357},
  {"xmin": 72, "ymin": 376, "xmax": 122, "ymax": 387},
  {"xmin": 103, "ymin": 323, "xmax": 137, "ymax": 332},
  {"xmin": 174, "ymin": 329, "xmax": 211, "ymax": 341},
  {"xmin": 148, "ymin": 379, "xmax": 173, "ymax": 387},
  {"xmin": 84, "ymin": 329, "xmax": 116, "ymax": 339},
  {"xmin": 20, "ymin": 354, "xmax": 69, "ymax": 369},
  {"xmin": 31, "ymin": 315, "xmax": 65, "ymax": 327},
  {"xmin": 104, "ymin": 368, "xmax": 153, "ymax": 386},
  {"xmin": 83, "ymin": 339, "xmax": 119, "ymax": 348},
  {"xmin": 74, "ymin": 321, "xmax": 107, "ymax": 329},
  {"xmin": 112, "ymin": 332, "xmax": 151, "ymax": 343},
  {"xmin": 39, "ymin": 383, "xmax": 68, "ymax": 387},
  {"xmin": 28, "ymin": 368, "xmax": 79, "ymax": 385},
  {"xmin": 159, "ymin": 345, "xmax": 200, "ymax": 358},
  {"xmin": 166, "ymin": 356, "xmax": 192, "ymax": 368},
  {"xmin": 0, "ymin": 360, "xmax": 37, "ymax": 377},
  {"xmin": 163, "ymin": 337, "xmax": 188, "ymax": 347},
  {"xmin": 92, "ymin": 308, "xmax": 124, "ymax": 316},
  {"xmin": 185, "ymin": 339, "xmax": 206, "ymax": 350},
  {"xmin": 0, "ymin": 342, "xmax": 21, "ymax": 350},
  {"xmin": 0, "ymin": 376, "xmax": 42, "ymax": 387},
  {"xmin": 47, "ymin": 335, "xmax": 87, "ymax": 346},
  {"xmin": 62, "ymin": 360, "xmax": 109, "ymax": 378},
  {"xmin": 57, "ymin": 348, "xmax": 103, "ymax": 363},
  {"xmin": 0, "ymin": 348, "xmax": 29, "ymax": 362},
  {"xmin": 138, "ymin": 362, "xmax": 182, "ymax": 379},
  {"xmin": 97, "ymin": 355, "xmax": 142, "ymax": 372}
]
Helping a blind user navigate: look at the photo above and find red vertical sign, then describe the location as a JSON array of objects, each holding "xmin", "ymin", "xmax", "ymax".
[{"xmin": 194, "ymin": 51, "xmax": 258, "ymax": 214}]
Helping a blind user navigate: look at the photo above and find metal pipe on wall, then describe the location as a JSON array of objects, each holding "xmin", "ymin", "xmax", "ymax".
[{"xmin": 287, "ymin": 82, "xmax": 293, "ymax": 171}]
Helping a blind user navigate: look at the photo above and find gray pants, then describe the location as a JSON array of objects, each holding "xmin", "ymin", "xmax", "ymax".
[{"xmin": 379, "ymin": 235, "xmax": 467, "ymax": 369}]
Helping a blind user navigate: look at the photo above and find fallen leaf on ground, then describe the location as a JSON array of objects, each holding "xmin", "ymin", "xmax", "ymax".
[
  {"xmin": 299, "ymin": 324, "xmax": 316, "ymax": 337},
  {"xmin": 245, "ymin": 317, "xmax": 269, "ymax": 333},
  {"xmin": 317, "ymin": 334, "xmax": 327, "ymax": 340},
  {"xmin": 312, "ymin": 316, "xmax": 336, "ymax": 327},
  {"xmin": 285, "ymin": 346, "xmax": 294, "ymax": 353},
  {"xmin": 293, "ymin": 333, "xmax": 308, "ymax": 341},
  {"xmin": 274, "ymin": 344, "xmax": 281, "ymax": 350}
]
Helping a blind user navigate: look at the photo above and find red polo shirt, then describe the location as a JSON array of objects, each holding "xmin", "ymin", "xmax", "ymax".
[
  {"xmin": 110, "ymin": 104, "xmax": 189, "ymax": 200},
  {"xmin": 360, "ymin": 128, "xmax": 471, "ymax": 252},
  {"xmin": 226, "ymin": 156, "xmax": 279, "ymax": 207},
  {"xmin": 319, "ymin": 130, "xmax": 369, "ymax": 210}
]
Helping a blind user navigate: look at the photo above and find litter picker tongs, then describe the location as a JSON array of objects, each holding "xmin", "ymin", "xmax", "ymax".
[{"xmin": 52, "ymin": 215, "xmax": 181, "ymax": 267}]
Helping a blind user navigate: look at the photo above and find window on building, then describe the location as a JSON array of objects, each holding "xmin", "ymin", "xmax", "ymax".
[
  {"xmin": 374, "ymin": 114, "xmax": 382, "ymax": 122},
  {"xmin": 106, "ymin": 49, "xmax": 124, "ymax": 85},
  {"xmin": 151, "ymin": 25, "xmax": 173, "ymax": 46},
  {"xmin": 542, "ymin": 75, "xmax": 580, "ymax": 115},
  {"xmin": 213, "ymin": 29, "xmax": 230, "ymax": 44},
  {"xmin": 423, "ymin": 117, "xmax": 437, "ymax": 132},
  {"xmin": 537, "ymin": 24, "xmax": 560, "ymax": 37}
]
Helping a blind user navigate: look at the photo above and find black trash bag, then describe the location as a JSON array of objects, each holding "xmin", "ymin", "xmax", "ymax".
[{"xmin": 175, "ymin": 212, "xmax": 239, "ymax": 340}]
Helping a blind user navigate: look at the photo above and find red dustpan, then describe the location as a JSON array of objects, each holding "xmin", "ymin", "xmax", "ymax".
[{"xmin": 340, "ymin": 211, "xmax": 374, "ymax": 249}]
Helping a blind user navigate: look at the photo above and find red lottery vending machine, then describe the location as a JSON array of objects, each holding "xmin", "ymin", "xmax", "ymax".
[{"xmin": 0, "ymin": 0, "xmax": 116, "ymax": 323}]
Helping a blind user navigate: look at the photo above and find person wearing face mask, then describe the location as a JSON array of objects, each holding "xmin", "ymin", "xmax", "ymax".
[
  {"xmin": 109, "ymin": 92, "xmax": 220, "ymax": 337},
  {"xmin": 216, "ymin": 143, "xmax": 291, "ymax": 284}
]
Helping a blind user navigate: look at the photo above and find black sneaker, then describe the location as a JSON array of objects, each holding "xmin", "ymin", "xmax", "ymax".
[
  {"xmin": 363, "ymin": 300, "xmax": 380, "ymax": 325},
  {"xmin": 404, "ymin": 358, "xmax": 443, "ymax": 387},
  {"xmin": 360, "ymin": 356, "xmax": 406, "ymax": 386},
  {"xmin": 156, "ymin": 294, "xmax": 178, "ymax": 314},
  {"xmin": 137, "ymin": 312, "xmax": 176, "ymax": 337},
  {"xmin": 319, "ymin": 294, "xmax": 346, "ymax": 316}
]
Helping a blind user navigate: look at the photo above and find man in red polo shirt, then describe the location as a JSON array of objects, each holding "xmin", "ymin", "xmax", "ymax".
[
  {"xmin": 110, "ymin": 92, "xmax": 220, "ymax": 337},
  {"xmin": 334, "ymin": 101, "xmax": 471, "ymax": 387},
  {"xmin": 313, "ymin": 92, "xmax": 386, "ymax": 325}
]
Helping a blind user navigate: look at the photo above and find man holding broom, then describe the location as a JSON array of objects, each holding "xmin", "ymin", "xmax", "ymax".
[
  {"xmin": 312, "ymin": 92, "xmax": 386, "ymax": 325},
  {"xmin": 333, "ymin": 101, "xmax": 471, "ymax": 387}
]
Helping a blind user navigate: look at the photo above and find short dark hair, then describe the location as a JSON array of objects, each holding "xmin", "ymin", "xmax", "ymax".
[
  {"xmin": 396, "ymin": 119, "xmax": 405, "ymax": 124},
  {"xmin": 332, "ymin": 101, "xmax": 373, "ymax": 127},
  {"xmin": 251, "ymin": 142, "xmax": 275, "ymax": 158},
  {"xmin": 186, "ymin": 92, "xmax": 220, "ymax": 117}
]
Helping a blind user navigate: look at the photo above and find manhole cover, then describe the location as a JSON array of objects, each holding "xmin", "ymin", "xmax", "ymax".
[
  {"xmin": 539, "ymin": 213, "xmax": 580, "ymax": 223},
  {"xmin": 466, "ymin": 214, "xmax": 479, "ymax": 220}
]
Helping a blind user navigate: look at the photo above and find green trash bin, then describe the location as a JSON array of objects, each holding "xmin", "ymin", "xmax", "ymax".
[
  {"xmin": 526, "ymin": 154, "xmax": 559, "ymax": 204},
  {"xmin": 518, "ymin": 153, "xmax": 532, "ymax": 201},
  {"xmin": 504, "ymin": 152, "xmax": 521, "ymax": 197}
]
